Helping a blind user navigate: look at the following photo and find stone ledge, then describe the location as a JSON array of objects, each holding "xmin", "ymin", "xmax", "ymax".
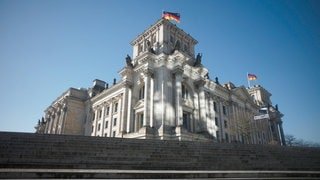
[{"xmin": 1, "ymin": 168, "xmax": 320, "ymax": 179}]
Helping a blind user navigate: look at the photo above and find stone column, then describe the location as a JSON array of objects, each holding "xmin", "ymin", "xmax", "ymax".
[
  {"xmin": 218, "ymin": 101, "xmax": 224, "ymax": 140},
  {"xmin": 100, "ymin": 106, "xmax": 105, "ymax": 136},
  {"xmin": 279, "ymin": 121, "xmax": 286, "ymax": 146},
  {"xmin": 47, "ymin": 112, "xmax": 54, "ymax": 134},
  {"xmin": 52, "ymin": 110, "xmax": 59, "ymax": 134},
  {"xmin": 44, "ymin": 117, "xmax": 49, "ymax": 134},
  {"xmin": 55, "ymin": 111, "xmax": 61, "ymax": 134},
  {"xmin": 134, "ymin": 113, "xmax": 139, "ymax": 132},
  {"xmin": 120, "ymin": 86, "xmax": 128, "ymax": 135},
  {"xmin": 60, "ymin": 105, "xmax": 67, "ymax": 134},
  {"xmin": 93, "ymin": 109, "xmax": 98, "ymax": 136},
  {"xmin": 150, "ymin": 76, "xmax": 154, "ymax": 128},
  {"xmin": 268, "ymin": 120, "xmax": 274, "ymax": 143},
  {"xmin": 143, "ymin": 69, "xmax": 153, "ymax": 127},
  {"xmin": 207, "ymin": 95, "xmax": 214, "ymax": 135},
  {"xmin": 56, "ymin": 109, "xmax": 63, "ymax": 134},
  {"xmin": 108, "ymin": 103, "xmax": 113, "ymax": 137},
  {"xmin": 173, "ymin": 67, "xmax": 184, "ymax": 127},
  {"xmin": 197, "ymin": 80, "xmax": 207, "ymax": 131},
  {"xmin": 126, "ymin": 86, "xmax": 132, "ymax": 133}
]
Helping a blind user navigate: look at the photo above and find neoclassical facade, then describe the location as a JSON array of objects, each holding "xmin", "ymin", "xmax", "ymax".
[{"xmin": 35, "ymin": 18, "xmax": 285, "ymax": 145}]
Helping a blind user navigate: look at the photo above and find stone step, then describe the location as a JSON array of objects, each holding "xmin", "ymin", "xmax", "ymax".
[{"xmin": 1, "ymin": 131, "xmax": 320, "ymax": 174}]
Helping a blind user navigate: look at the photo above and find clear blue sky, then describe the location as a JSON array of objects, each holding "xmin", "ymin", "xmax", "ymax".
[{"xmin": 1, "ymin": 0, "xmax": 319, "ymax": 143}]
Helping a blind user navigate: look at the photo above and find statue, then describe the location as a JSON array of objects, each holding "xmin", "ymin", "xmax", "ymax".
[
  {"xmin": 144, "ymin": 40, "xmax": 154, "ymax": 54},
  {"xmin": 215, "ymin": 77, "xmax": 220, "ymax": 85},
  {"xmin": 194, "ymin": 53, "xmax": 202, "ymax": 67},
  {"xmin": 205, "ymin": 72, "xmax": 210, "ymax": 79},
  {"xmin": 125, "ymin": 54, "xmax": 133, "ymax": 68}
]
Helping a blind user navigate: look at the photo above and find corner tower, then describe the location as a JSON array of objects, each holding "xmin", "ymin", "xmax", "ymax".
[
  {"xmin": 131, "ymin": 19, "xmax": 198, "ymax": 59},
  {"xmin": 120, "ymin": 18, "xmax": 210, "ymax": 140}
]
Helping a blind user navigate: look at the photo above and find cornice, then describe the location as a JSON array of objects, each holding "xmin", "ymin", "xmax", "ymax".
[
  {"xmin": 90, "ymin": 81, "xmax": 125, "ymax": 103},
  {"xmin": 130, "ymin": 19, "xmax": 164, "ymax": 46}
]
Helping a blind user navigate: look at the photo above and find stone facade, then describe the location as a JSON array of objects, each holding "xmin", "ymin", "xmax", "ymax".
[{"xmin": 35, "ymin": 18, "xmax": 285, "ymax": 145}]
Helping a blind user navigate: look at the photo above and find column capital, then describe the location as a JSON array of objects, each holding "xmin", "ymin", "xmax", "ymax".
[
  {"xmin": 172, "ymin": 65, "xmax": 184, "ymax": 76},
  {"xmin": 142, "ymin": 67, "xmax": 154, "ymax": 77},
  {"xmin": 194, "ymin": 78, "xmax": 206, "ymax": 88},
  {"xmin": 123, "ymin": 80, "xmax": 133, "ymax": 88}
]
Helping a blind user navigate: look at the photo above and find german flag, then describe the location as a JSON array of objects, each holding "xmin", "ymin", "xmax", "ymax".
[
  {"xmin": 162, "ymin": 11, "xmax": 180, "ymax": 23},
  {"xmin": 248, "ymin": 73, "xmax": 257, "ymax": 81}
]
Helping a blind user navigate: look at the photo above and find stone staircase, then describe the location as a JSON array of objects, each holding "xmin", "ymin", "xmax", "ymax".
[{"xmin": 0, "ymin": 132, "xmax": 319, "ymax": 178}]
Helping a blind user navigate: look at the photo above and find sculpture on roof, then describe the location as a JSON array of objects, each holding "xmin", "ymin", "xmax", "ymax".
[
  {"xmin": 194, "ymin": 53, "xmax": 202, "ymax": 67},
  {"xmin": 146, "ymin": 40, "xmax": 155, "ymax": 54},
  {"xmin": 205, "ymin": 72, "xmax": 210, "ymax": 79},
  {"xmin": 125, "ymin": 54, "xmax": 133, "ymax": 68}
]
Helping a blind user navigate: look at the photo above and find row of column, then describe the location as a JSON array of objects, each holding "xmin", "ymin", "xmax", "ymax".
[
  {"xmin": 270, "ymin": 120, "xmax": 286, "ymax": 146},
  {"xmin": 174, "ymin": 66, "xmax": 208, "ymax": 133},
  {"xmin": 44, "ymin": 105, "xmax": 67, "ymax": 134},
  {"xmin": 92, "ymin": 98, "xmax": 122, "ymax": 137},
  {"xmin": 125, "ymin": 68, "xmax": 154, "ymax": 133}
]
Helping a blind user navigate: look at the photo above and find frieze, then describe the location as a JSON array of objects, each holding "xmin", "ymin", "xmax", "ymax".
[{"xmin": 93, "ymin": 93, "xmax": 123, "ymax": 109}]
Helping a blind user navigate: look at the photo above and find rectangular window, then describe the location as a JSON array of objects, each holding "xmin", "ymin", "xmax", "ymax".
[
  {"xmin": 225, "ymin": 133, "xmax": 229, "ymax": 142},
  {"xmin": 91, "ymin": 125, "xmax": 94, "ymax": 133},
  {"xmin": 137, "ymin": 113, "xmax": 144, "ymax": 130},
  {"xmin": 113, "ymin": 118, "xmax": 117, "ymax": 126},
  {"xmin": 114, "ymin": 103, "xmax": 118, "ymax": 113},
  {"xmin": 113, "ymin": 131, "xmax": 116, "ymax": 137},
  {"xmin": 104, "ymin": 133, "xmax": 107, "ymax": 137},
  {"xmin": 214, "ymin": 102, "xmax": 217, "ymax": 112},
  {"xmin": 183, "ymin": 112, "xmax": 191, "ymax": 131},
  {"xmin": 98, "ymin": 123, "xmax": 101, "ymax": 131},
  {"xmin": 138, "ymin": 43, "xmax": 143, "ymax": 54},
  {"xmin": 183, "ymin": 43, "xmax": 188, "ymax": 52},
  {"xmin": 139, "ymin": 86, "xmax": 145, "ymax": 100},
  {"xmin": 106, "ymin": 107, "xmax": 110, "ymax": 116},
  {"xmin": 92, "ymin": 113, "xmax": 95, "ymax": 121},
  {"xmin": 224, "ymin": 120, "xmax": 228, "ymax": 128},
  {"xmin": 215, "ymin": 117, "xmax": 219, "ymax": 127},
  {"xmin": 152, "ymin": 34, "xmax": 156, "ymax": 45},
  {"xmin": 223, "ymin": 106, "xmax": 227, "ymax": 115},
  {"xmin": 105, "ymin": 121, "xmax": 108, "ymax": 129},
  {"xmin": 170, "ymin": 35, "xmax": 175, "ymax": 44},
  {"xmin": 99, "ymin": 109, "xmax": 102, "ymax": 119},
  {"xmin": 182, "ymin": 85, "xmax": 189, "ymax": 99},
  {"xmin": 216, "ymin": 131, "xmax": 220, "ymax": 141}
]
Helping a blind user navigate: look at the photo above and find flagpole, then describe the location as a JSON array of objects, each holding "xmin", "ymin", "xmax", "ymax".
[{"xmin": 247, "ymin": 72, "xmax": 251, "ymax": 88}]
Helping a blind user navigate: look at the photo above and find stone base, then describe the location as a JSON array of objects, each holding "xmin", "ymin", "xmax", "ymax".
[
  {"xmin": 123, "ymin": 126, "xmax": 155, "ymax": 139},
  {"xmin": 175, "ymin": 126, "xmax": 213, "ymax": 141}
]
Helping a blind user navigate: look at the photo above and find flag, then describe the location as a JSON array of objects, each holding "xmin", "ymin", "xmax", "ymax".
[
  {"xmin": 162, "ymin": 11, "xmax": 180, "ymax": 23},
  {"xmin": 248, "ymin": 73, "xmax": 257, "ymax": 81}
]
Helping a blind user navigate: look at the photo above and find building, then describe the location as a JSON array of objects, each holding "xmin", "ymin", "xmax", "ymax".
[{"xmin": 35, "ymin": 18, "xmax": 285, "ymax": 145}]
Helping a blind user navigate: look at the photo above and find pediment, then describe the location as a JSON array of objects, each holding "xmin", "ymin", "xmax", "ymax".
[
  {"xmin": 232, "ymin": 86, "xmax": 254, "ymax": 102},
  {"xmin": 134, "ymin": 100, "xmax": 144, "ymax": 110}
]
